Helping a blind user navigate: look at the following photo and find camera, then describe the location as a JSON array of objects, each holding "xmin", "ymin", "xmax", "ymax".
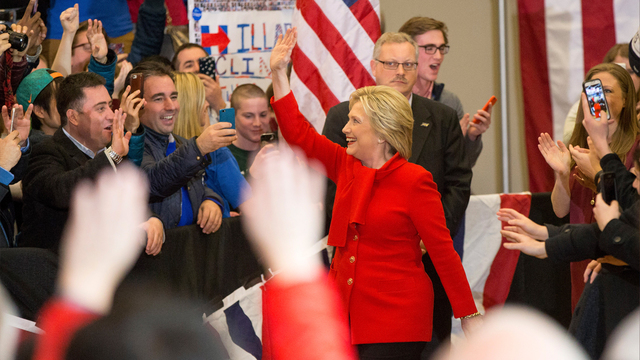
[{"xmin": 1, "ymin": 29, "xmax": 28, "ymax": 52}]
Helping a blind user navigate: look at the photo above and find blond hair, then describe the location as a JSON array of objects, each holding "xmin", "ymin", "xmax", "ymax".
[
  {"xmin": 173, "ymin": 72, "xmax": 206, "ymax": 139},
  {"xmin": 349, "ymin": 85, "xmax": 413, "ymax": 159}
]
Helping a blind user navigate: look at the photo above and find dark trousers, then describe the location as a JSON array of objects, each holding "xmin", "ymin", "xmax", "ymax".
[{"xmin": 358, "ymin": 342, "xmax": 427, "ymax": 360}]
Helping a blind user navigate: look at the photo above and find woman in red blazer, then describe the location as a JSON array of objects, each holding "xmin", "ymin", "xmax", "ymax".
[{"xmin": 270, "ymin": 29, "xmax": 480, "ymax": 359}]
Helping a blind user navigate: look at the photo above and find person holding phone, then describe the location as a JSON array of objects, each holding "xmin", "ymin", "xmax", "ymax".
[
  {"xmin": 538, "ymin": 62, "xmax": 639, "ymax": 310},
  {"xmin": 270, "ymin": 29, "xmax": 480, "ymax": 360},
  {"xmin": 399, "ymin": 16, "xmax": 493, "ymax": 168},
  {"xmin": 226, "ymin": 84, "xmax": 271, "ymax": 177}
]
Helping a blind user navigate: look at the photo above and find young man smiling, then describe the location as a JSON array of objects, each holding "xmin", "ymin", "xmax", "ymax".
[
  {"xmin": 399, "ymin": 17, "xmax": 493, "ymax": 167},
  {"xmin": 227, "ymin": 84, "xmax": 270, "ymax": 177},
  {"xmin": 130, "ymin": 62, "xmax": 237, "ymax": 234}
]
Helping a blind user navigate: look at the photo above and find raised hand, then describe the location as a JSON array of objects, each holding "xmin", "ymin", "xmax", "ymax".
[
  {"xmin": 538, "ymin": 132, "xmax": 570, "ymax": 176},
  {"xmin": 0, "ymin": 131, "xmax": 23, "ymax": 170},
  {"xmin": 9, "ymin": 23, "xmax": 32, "ymax": 60},
  {"xmin": 2, "ymin": 104, "xmax": 33, "ymax": 146},
  {"xmin": 270, "ymin": 27, "xmax": 297, "ymax": 73},
  {"xmin": 110, "ymin": 109, "xmax": 131, "ymax": 157},
  {"xmin": 501, "ymin": 229, "xmax": 548, "ymax": 259},
  {"xmin": 496, "ymin": 208, "xmax": 548, "ymax": 240},
  {"xmin": 58, "ymin": 164, "xmax": 148, "ymax": 314},
  {"xmin": 569, "ymin": 145, "xmax": 599, "ymax": 190},
  {"xmin": 580, "ymin": 92, "xmax": 612, "ymax": 158},
  {"xmin": 59, "ymin": 4, "xmax": 79, "ymax": 34},
  {"xmin": 241, "ymin": 146, "xmax": 325, "ymax": 282},
  {"xmin": 195, "ymin": 121, "xmax": 236, "ymax": 155},
  {"xmin": 113, "ymin": 60, "xmax": 133, "ymax": 100},
  {"xmin": 119, "ymin": 85, "xmax": 145, "ymax": 133},
  {"xmin": 87, "ymin": 19, "xmax": 108, "ymax": 64}
]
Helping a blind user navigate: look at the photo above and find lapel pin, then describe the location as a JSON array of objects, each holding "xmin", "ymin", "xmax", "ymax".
[{"xmin": 420, "ymin": 123, "xmax": 430, "ymax": 127}]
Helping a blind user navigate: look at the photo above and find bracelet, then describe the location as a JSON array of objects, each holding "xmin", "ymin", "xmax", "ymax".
[
  {"xmin": 106, "ymin": 146, "xmax": 123, "ymax": 165},
  {"xmin": 460, "ymin": 312, "xmax": 482, "ymax": 320}
]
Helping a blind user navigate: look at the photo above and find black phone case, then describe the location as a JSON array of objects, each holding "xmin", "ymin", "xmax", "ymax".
[{"xmin": 199, "ymin": 57, "xmax": 217, "ymax": 80}]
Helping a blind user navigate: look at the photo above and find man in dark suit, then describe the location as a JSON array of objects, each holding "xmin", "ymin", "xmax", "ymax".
[
  {"xmin": 322, "ymin": 32, "xmax": 472, "ymax": 351},
  {"xmin": 19, "ymin": 72, "xmax": 163, "ymax": 254}
]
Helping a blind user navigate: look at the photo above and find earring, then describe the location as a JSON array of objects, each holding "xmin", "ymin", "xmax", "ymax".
[{"xmin": 378, "ymin": 139, "xmax": 383, "ymax": 144}]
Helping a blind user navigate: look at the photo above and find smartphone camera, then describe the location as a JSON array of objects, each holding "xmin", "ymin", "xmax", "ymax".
[
  {"xmin": 1, "ymin": 29, "xmax": 28, "ymax": 52},
  {"xmin": 260, "ymin": 132, "xmax": 278, "ymax": 149}
]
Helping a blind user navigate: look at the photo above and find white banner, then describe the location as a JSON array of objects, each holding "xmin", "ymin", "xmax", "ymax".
[{"xmin": 187, "ymin": 1, "xmax": 294, "ymax": 101}]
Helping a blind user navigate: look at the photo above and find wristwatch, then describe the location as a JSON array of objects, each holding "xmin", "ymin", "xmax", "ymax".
[{"xmin": 105, "ymin": 146, "xmax": 123, "ymax": 165}]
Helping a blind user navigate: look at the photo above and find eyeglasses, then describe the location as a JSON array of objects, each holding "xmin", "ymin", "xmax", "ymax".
[
  {"xmin": 72, "ymin": 42, "xmax": 91, "ymax": 52},
  {"xmin": 375, "ymin": 59, "xmax": 418, "ymax": 71},
  {"xmin": 417, "ymin": 44, "xmax": 450, "ymax": 55}
]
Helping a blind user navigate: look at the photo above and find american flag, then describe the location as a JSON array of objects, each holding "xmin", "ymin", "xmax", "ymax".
[
  {"xmin": 290, "ymin": 0, "xmax": 381, "ymax": 131},
  {"xmin": 517, "ymin": 0, "xmax": 639, "ymax": 192}
]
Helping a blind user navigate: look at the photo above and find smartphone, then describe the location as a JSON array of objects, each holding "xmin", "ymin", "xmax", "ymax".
[
  {"xmin": 473, "ymin": 96, "xmax": 497, "ymax": 124},
  {"xmin": 219, "ymin": 108, "xmax": 235, "ymax": 130},
  {"xmin": 582, "ymin": 79, "xmax": 611, "ymax": 120},
  {"xmin": 129, "ymin": 73, "xmax": 144, "ymax": 98},
  {"xmin": 260, "ymin": 132, "xmax": 278, "ymax": 149},
  {"xmin": 199, "ymin": 56, "xmax": 217, "ymax": 80},
  {"xmin": 599, "ymin": 172, "xmax": 617, "ymax": 205}
]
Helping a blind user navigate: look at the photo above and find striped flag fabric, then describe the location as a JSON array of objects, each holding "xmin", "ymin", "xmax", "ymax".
[
  {"xmin": 290, "ymin": 0, "xmax": 381, "ymax": 131},
  {"xmin": 517, "ymin": 0, "xmax": 639, "ymax": 192},
  {"xmin": 451, "ymin": 193, "xmax": 532, "ymax": 338},
  {"xmin": 204, "ymin": 283, "xmax": 264, "ymax": 360}
]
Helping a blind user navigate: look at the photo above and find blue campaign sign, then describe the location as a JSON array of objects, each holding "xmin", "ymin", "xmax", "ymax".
[{"xmin": 192, "ymin": 7, "xmax": 202, "ymax": 21}]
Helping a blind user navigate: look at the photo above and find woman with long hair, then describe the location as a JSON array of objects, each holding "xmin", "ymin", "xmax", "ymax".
[{"xmin": 539, "ymin": 62, "xmax": 639, "ymax": 309}]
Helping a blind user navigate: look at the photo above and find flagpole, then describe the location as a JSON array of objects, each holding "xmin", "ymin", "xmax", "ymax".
[{"xmin": 499, "ymin": 0, "xmax": 509, "ymax": 193}]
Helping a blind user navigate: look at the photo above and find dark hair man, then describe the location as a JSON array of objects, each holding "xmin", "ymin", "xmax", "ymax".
[
  {"xmin": 19, "ymin": 72, "xmax": 163, "ymax": 254},
  {"xmin": 128, "ymin": 62, "xmax": 236, "ymax": 233},
  {"xmin": 172, "ymin": 43, "xmax": 227, "ymax": 119}
]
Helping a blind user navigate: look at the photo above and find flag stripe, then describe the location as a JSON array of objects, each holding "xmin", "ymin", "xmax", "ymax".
[
  {"xmin": 544, "ymin": 0, "xmax": 585, "ymax": 142},
  {"xmin": 290, "ymin": 69, "xmax": 328, "ymax": 130},
  {"xmin": 581, "ymin": 0, "xmax": 616, "ymax": 73},
  {"xmin": 297, "ymin": 0, "xmax": 375, "ymax": 90},
  {"xmin": 315, "ymin": 0, "xmax": 377, "ymax": 78},
  {"xmin": 293, "ymin": 10, "xmax": 357, "ymax": 102},
  {"xmin": 518, "ymin": 0, "xmax": 555, "ymax": 192},
  {"xmin": 348, "ymin": 0, "xmax": 381, "ymax": 43},
  {"xmin": 292, "ymin": 45, "xmax": 341, "ymax": 114},
  {"xmin": 482, "ymin": 194, "xmax": 531, "ymax": 310}
]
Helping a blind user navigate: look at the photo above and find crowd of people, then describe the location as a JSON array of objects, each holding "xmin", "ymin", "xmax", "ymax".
[{"xmin": 0, "ymin": 0, "xmax": 638, "ymax": 359}]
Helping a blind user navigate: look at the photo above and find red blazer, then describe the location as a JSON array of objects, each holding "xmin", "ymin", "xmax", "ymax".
[{"xmin": 272, "ymin": 92, "xmax": 477, "ymax": 344}]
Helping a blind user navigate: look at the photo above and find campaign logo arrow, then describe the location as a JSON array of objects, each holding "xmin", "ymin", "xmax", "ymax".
[{"xmin": 202, "ymin": 26, "xmax": 230, "ymax": 54}]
